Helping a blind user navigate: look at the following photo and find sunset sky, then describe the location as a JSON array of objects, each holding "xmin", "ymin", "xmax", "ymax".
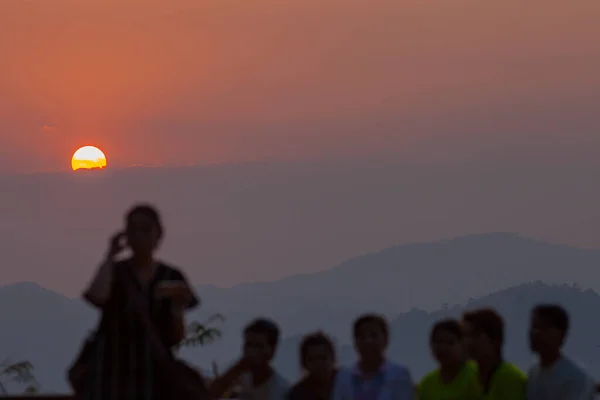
[
  {"xmin": 2, "ymin": 0, "xmax": 599, "ymax": 173},
  {"xmin": 4, "ymin": 4, "xmax": 600, "ymax": 394},
  {"xmin": 2, "ymin": 0, "xmax": 600, "ymax": 294},
  {"xmin": 5, "ymin": 4, "xmax": 600, "ymax": 389}
]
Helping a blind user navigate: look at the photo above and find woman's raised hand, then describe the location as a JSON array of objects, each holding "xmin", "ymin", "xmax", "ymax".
[{"xmin": 106, "ymin": 231, "xmax": 127, "ymax": 261}]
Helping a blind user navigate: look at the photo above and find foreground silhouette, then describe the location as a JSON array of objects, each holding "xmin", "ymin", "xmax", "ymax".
[{"xmin": 69, "ymin": 204, "xmax": 205, "ymax": 400}]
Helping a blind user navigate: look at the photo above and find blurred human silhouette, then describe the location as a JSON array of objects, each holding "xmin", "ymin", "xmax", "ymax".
[
  {"xmin": 462, "ymin": 308, "xmax": 526, "ymax": 400},
  {"xmin": 210, "ymin": 318, "xmax": 289, "ymax": 400},
  {"xmin": 332, "ymin": 313, "xmax": 414, "ymax": 399},
  {"xmin": 288, "ymin": 332, "xmax": 338, "ymax": 400},
  {"xmin": 528, "ymin": 304, "xmax": 595, "ymax": 400},
  {"xmin": 418, "ymin": 319, "xmax": 478, "ymax": 400},
  {"xmin": 76, "ymin": 204, "xmax": 199, "ymax": 400}
]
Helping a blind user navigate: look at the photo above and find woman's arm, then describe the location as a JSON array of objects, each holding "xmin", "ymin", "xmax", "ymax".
[
  {"xmin": 158, "ymin": 279, "xmax": 199, "ymax": 347},
  {"xmin": 83, "ymin": 259, "xmax": 116, "ymax": 307},
  {"xmin": 168, "ymin": 306, "xmax": 187, "ymax": 346},
  {"xmin": 82, "ymin": 232, "xmax": 125, "ymax": 307}
]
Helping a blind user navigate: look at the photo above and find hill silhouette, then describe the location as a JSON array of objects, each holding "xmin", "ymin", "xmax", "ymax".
[
  {"xmin": 1, "ymin": 234, "xmax": 600, "ymax": 392},
  {"xmin": 5, "ymin": 161, "xmax": 600, "ymax": 297},
  {"xmin": 195, "ymin": 233, "xmax": 600, "ymax": 344}
]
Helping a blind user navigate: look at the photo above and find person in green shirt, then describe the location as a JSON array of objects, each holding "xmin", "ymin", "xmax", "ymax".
[
  {"xmin": 418, "ymin": 319, "xmax": 479, "ymax": 400},
  {"xmin": 462, "ymin": 308, "xmax": 527, "ymax": 400}
]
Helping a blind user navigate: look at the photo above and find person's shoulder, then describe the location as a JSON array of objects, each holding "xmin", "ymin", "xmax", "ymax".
[
  {"xmin": 387, "ymin": 361, "xmax": 411, "ymax": 374},
  {"xmin": 559, "ymin": 357, "xmax": 592, "ymax": 381},
  {"xmin": 269, "ymin": 371, "xmax": 290, "ymax": 398},
  {"xmin": 112, "ymin": 258, "xmax": 136, "ymax": 278},
  {"xmin": 527, "ymin": 362, "xmax": 541, "ymax": 379},
  {"xmin": 332, "ymin": 366, "xmax": 354, "ymax": 388},
  {"xmin": 234, "ymin": 373, "xmax": 255, "ymax": 400},
  {"xmin": 157, "ymin": 261, "xmax": 185, "ymax": 279},
  {"xmin": 276, "ymin": 371, "xmax": 290, "ymax": 385},
  {"xmin": 500, "ymin": 362, "xmax": 526, "ymax": 377},
  {"xmin": 498, "ymin": 362, "xmax": 527, "ymax": 383},
  {"xmin": 464, "ymin": 360, "xmax": 478, "ymax": 374},
  {"xmin": 385, "ymin": 361, "xmax": 412, "ymax": 382},
  {"xmin": 287, "ymin": 378, "xmax": 308, "ymax": 400},
  {"xmin": 418, "ymin": 368, "xmax": 439, "ymax": 391},
  {"xmin": 560, "ymin": 357, "xmax": 585, "ymax": 372},
  {"xmin": 271, "ymin": 370, "xmax": 290, "ymax": 389},
  {"xmin": 419, "ymin": 369, "xmax": 439, "ymax": 385},
  {"xmin": 114, "ymin": 258, "xmax": 131, "ymax": 267},
  {"xmin": 485, "ymin": 363, "xmax": 526, "ymax": 399},
  {"xmin": 330, "ymin": 367, "xmax": 354, "ymax": 398},
  {"xmin": 110, "ymin": 258, "xmax": 135, "ymax": 283},
  {"xmin": 237, "ymin": 372, "xmax": 253, "ymax": 390}
]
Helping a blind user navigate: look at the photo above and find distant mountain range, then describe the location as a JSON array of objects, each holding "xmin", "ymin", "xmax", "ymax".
[
  {"xmin": 196, "ymin": 232, "xmax": 600, "ymax": 343},
  {"xmin": 1, "ymin": 233, "xmax": 599, "ymax": 393},
  {"xmin": 5, "ymin": 161, "xmax": 600, "ymax": 296}
]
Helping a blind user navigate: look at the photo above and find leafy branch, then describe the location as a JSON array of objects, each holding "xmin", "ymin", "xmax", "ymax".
[
  {"xmin": 0, "ymin": 358, "xmax": 40, "ymax": 395},
  {"xmin": 181, "ymin": 313, "xmax": 225, "ymax": 347}
]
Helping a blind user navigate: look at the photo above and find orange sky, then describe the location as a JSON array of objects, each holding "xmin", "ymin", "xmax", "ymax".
[{"xmin": 1, "ymin": 0, "xmax": 599, "ymax": 172}]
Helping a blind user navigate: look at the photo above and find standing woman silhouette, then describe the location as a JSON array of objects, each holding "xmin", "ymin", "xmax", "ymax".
[{"xmin": 81, "ymin": 204, "xmax": 199, "ymax": 400}]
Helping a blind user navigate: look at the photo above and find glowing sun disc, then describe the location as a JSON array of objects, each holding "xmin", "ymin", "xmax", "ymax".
[{"xmin": 71, "ymin": 146, "xmax": 107, "ymax": 171}]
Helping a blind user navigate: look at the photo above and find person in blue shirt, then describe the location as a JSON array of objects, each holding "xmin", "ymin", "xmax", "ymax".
[
  {"xmin": 527, "ymin": 304, "xmax": 595, "ymax": 400},
  {"xmin": 332, "ymin": 313, "xmax": 414, "ymax": 400}
]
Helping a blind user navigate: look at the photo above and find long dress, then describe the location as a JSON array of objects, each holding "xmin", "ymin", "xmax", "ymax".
[{"xmin": 83, "ymin": 259, "xmax": 198, "ymax": 400}]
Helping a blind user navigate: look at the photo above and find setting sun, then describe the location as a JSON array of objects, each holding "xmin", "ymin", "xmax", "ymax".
[{"xmin": 71, "ymin": 146, "xmax": 107, "ymax": 171}]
